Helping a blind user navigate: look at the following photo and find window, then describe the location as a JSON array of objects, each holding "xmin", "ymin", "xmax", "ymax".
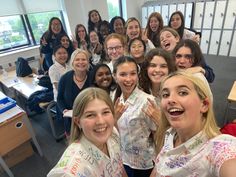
[
  {"xmin": 27, "ymin": 11, "xmax": 62, "ymax": 44},
  {"xmin": 107, "ymin": 0, "xmax": 122, "ymax": 21},
  {"xmin": 0, "ymin": 15, "xmax": 29, "ymax": 51}
]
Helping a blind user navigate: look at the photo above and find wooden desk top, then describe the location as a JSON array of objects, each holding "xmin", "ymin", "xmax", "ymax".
[
  {"xmin": 0, "ymin": 70, "xmax": 46, "ymax": 99},
  {"xmin": 228, "ymin": 81, "xmax": 236, "ymax": 102}
]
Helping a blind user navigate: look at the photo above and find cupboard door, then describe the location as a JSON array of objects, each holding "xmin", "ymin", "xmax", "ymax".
[
  {"xmin": 169, "ymin": 4, "xmax": 177, "ymax": 18},
  {"xmin": 142, "ymin": 6, "xmax": 148, "ymax": 28},
  {"xmin": 219, "ymin": 30, "xmax": 232, "ymax": 56},
  {"xmin": 213, "ymin": 1, "xmax": 226, "ymax": 29},
  {"xmin": 200, "ymin": 30, "xmax": 211, "ymax": 54},
  {"xmin": 154, "ymin": 5, "xmax": 161, "ymax": 13},
  {"xmin": 224, "ymin": 1, "xmax": 236, "ymax": 29},
  {"xmin": 203, "ymin": 1, "xmax": 215, "ymax": 29},
  {"xmin": 193, "ymin": 2, "xmax": 204, "ymax": 29},
  {"xmin": 209, "ymin": 30, "xmax": 221, "ymax": 55},
  {"xmin": 177, "ymin": 3, "xmax": 185, "ymax": 14},
  {"xmin": 185, "ymin": 3, "xmax": 193, "ymax": 28},
  {"xmin": 148, "ymin": 6, "xmax": 154, "ymax": 17},
  {"xmin": 230, "ymin": 30, "xmax": 236, "ymax": 57},
  {"xmin": 161, "ymin": 4, "xmax": 169, "ymax": 26}
]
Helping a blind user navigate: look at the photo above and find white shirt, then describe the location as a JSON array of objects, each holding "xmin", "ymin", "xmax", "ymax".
[
  {"xmin": 117, "ymin": 87, "xmax": 156, "ymax": 169},
  {"xmin": 47, "ymin": 128, "xmax": 124, "ymax": 177},
  {"xmin": 48, "ymin": 61, "xmax": 70, "ymax": 101},
  {"xmin": 155, "ymin": 128, "xmax": 236, "ymax": 177}
]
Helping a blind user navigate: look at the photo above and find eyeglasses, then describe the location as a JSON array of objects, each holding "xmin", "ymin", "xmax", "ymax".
[
  {"xmin": 107, "ymin": 45, "xmax": 123, "ymax": 52},
  {"xmin": 175, "ymin": 54, "xmax": 193, "ymax": 60}
]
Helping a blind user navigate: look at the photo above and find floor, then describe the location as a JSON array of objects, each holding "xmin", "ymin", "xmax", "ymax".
[{"xmin": 0, "ymin": 54, "xmax": 236, "ymax": 177}]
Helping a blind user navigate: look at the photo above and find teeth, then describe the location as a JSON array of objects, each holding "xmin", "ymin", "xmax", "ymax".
[
  {"xmin": 95, "ymin": 127, "xmax": 106, "ymax": 132},
  {"xmin": 169, "ymin": 108, "xmax": 182, "ymax": 113}
]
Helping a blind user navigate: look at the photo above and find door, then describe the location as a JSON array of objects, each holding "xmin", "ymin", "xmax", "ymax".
[
  {"xmin": 219, "ymin": 30, "xmax": 233, "ymax": 56},
  {"xmin": 209, "ymin": 30, "xmax": 221, "ymax": 55},
  {"xmin": 142, "ymin": 6, "xmax": 148, "ymax": 29}
]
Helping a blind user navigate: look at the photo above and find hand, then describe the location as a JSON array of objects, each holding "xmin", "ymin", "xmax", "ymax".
[
  {"xmin": 186, "ymin": 66, "xmax": 205, "ymax": 75},
  {"xmin": 41, "ymin": 37, "xmax": 47, "ymax": 46},
  {"xmin": 71, "ymin": 35, "xmax": 78, "ymax": 49},
  {"xmin": 142, "ymin": 98, "xmax": 161, "ymax": 126},
  {"xmin": 192, "ymin": 34, "xmax": 200, "ymax": 44},
  {"xmin": 114, "ymin": 97, "xmax": 128, "ymax": 121},
  {"xmin": 141, "ymin": 29, "xmax": 148, "ymax": 43}
]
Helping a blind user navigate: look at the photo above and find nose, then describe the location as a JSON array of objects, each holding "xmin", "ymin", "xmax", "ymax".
[
  {"xmin": 96, "ymin": 114, "xmax": 105, "ymax": 124},
  {"xmin": 167, "ymin": 93, "xmax": 176, "ymax": 105}
]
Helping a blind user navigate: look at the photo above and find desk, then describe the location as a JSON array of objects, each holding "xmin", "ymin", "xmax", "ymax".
[
  {"xmin": 0, "ymin": 70, "xmax": 46, "ymax": 112},
  {"xmin": 224, "ymin": 81, "xmax": 236, "ymax": 124},
  {"xmin": 0, "ymin": 92, "xmax": 43, "ymax": 177}
]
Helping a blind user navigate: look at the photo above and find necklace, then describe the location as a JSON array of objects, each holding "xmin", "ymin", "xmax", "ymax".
[{"xmin": 74, "ymin": 74, "xmax": 87, "ymax": 83}]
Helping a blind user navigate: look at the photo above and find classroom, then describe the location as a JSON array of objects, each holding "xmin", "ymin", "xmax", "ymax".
[{"xmin": 0, "ymin": 0, "xmax": 236, "ymax": 176}]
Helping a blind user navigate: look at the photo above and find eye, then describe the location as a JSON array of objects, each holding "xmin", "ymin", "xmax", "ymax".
[
  {"xmin": 160, "ymin": 64, "xmax": 167, "ymax": 68},
  {"xmin": 178, "ymin": 90, "xmax": 188, "ymax": 96},
  {"xmin": 85, "ymin": 113, "xmax": 95, "ymax": 118},
  {"xmin": 149, "ymin": 63, "xmax": 156, "ymax": 68},
  {"xmin": 161, "ymin": 91, "xmax": 169, "ymax": 98}
]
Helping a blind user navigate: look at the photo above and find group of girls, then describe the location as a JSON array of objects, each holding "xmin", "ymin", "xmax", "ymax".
[{"xmin": 41, "ymin": 8, "xmax": 235, "ymax": 177}]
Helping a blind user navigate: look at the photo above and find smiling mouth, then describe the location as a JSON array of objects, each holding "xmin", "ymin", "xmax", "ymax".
[
  {"xmin": 94, "ymin": 127, "xmax": 107, "ymax": 133},
  {"xmin": 168, "ymin": 108, "xmax": 184, "ymax": 116}
]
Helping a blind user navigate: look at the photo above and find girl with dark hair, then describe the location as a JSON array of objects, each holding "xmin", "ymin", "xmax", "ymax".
[
  {"xmin": 125, "ymin": 17, "xmax": 155, "ymax": 53},
  {"xmin": 54, "ymin": 33, "xmax": 74, "ymax": 61},
  {"xmin": 168, "ymin": 11, "xmax": 199, "ymax": 42},
  {"xmin": 139, "ymin": 48, "xmax": 176, "ymax": 98},
  {"xmin": 128, "ymin": 37, "xmax": 146, "ymax": 65},
  {"xmin": 74, "ymin": 24, "xmax": 89, "ymax": 50},
  {"xmin": 90, "ymin": 63, "xmax": 116, "ymax": 96},
  {"xmin": 40, "ymin": 17, "xmax": 66, "ymax": 70},
  {"xmin": 110, "ymin": 16, "xmax": 126, "ymax": 35},
  {"xmin": 88, "ymin": 9, "xmax": 102, "ymax": 33},
  {"xmin": 144, "ymin": 12, "xmax": 164, "ymax": 47},
  {"xmin": 98, "ymin": 20, "xmax": 110, "ymax": 43},
  {"xmin": 159, "ymin": 27, "xmax": 215, "ymax": 83},
  {"xmin": 113, "ymin": 56, "xmax": 157, "ymax": 177}
]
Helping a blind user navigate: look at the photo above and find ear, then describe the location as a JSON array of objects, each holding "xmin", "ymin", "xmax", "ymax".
[
  {"xmin": 113, "ymin": 73, "xmax": 117, "ymax": 81},
  {"xmin": 73, "ymin": 116, "xmax": 81, "ymax": 128},
  {"xmin": 200, "ymin": 98, "xmax": 209, "ymax": 113}
]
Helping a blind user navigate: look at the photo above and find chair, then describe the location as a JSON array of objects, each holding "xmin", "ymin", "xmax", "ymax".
[
  {"xmin": 46, "ymin": 101, "xmax": 65, "ymax": 141},
  {"xmin": 223, "ymin": 81, "xmax": 236, "ymax": 124}
]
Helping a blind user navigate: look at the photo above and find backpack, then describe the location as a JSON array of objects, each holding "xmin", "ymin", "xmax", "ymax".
[
  {"xmin": 38, "ymin": 75, "xmax": 53, "ymax": 91},
  {"xmin": 15, "ymin": 57, "xmax": 32, "ymax": 77}
]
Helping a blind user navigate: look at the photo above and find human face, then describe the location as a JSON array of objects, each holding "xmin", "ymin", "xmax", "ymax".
[
  {"xmin": 149, "ymin": 17, "xmax": 160, "ymax": 32},
  {"xmin": 175, "ymin": 46, "xmax": 193, "ymax": 70},
  {"xmin": 51, "ymin": 19, "xmax": 61, "ymax": 34},
  {"xmin": 147, "ymin": 56, "xmax": 169, "ymax": 86},
  {"xmin": 160, "ymin": 31, "xmax": 179, "ymax": 52},
  {"xmin": 90, "ymin": 11, "xmax": 100, "ymax": 23},
  {"xmin": 72, "ymin": 53, "xmax": 89, "ymax": 72},
  {"xmin": 170, "ymin": 14, "xmax": 182, "ymax": 30},
  {"xmin": 89, "ymin": 31, "xmax": 99, "ymax": 44},
  {"xmin": 95, "ymin": 66, "xmax": 112, "ymax": 89},
  {"xmin": 130, "ymin": 39, "xmax": 145, "ymax": 59},
  {"xmin": 60, "ymin": 36, "xmax": 70, "ymax": 49},
  {"xmin": 115, "ymin": 62, "xmax": 138, "ymax": 100},
  {"xmin": 126, "ymin": 20, "xmax": 141, "ymax": 40},
  {"xmin": 54, "ymin": 47, "xmax": 68, "ymax": 65},
  {"xmin": 114, "ymin": 19, "xmax": 125, "ymax": 35},
  {"xmin": 77, "ymin": 26, "xmax": 86, "ymax": 40},
  {"xmin": 106, "ymin": 38, "xmax": 124, "ymax": 61},
  {"xmin": 76, "ymin": 99, "xmax": 114, "ymax": 149},
  {"xmin": 100, "ymin": 25, "xmax": 109, "ymax": 39},
  {"xmin": 160, "ymin": 76, "xmax": 208, "ymax": 135}
]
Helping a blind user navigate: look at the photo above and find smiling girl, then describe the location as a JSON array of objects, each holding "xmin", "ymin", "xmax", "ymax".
[{"xmin": 48, "ymin": 87, "xmax": 127, "ymax": 177}]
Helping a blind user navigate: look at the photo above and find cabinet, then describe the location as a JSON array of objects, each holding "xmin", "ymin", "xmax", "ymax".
[{"xmin": 142, "ymin": 0, "xmax": 236, "ymax": 57}]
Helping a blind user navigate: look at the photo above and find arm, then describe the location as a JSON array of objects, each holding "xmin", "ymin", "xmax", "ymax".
[
  {"xmin": 57, "ymin": 76, "xmax": 67, "ymax": 113},
  {"xmin": 200, "ymin": 56, "xmax": 215, "ymax": 83},
  {"xmin": 219, "ymin": 158, "xmax": 236, "ymax": 177}
]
